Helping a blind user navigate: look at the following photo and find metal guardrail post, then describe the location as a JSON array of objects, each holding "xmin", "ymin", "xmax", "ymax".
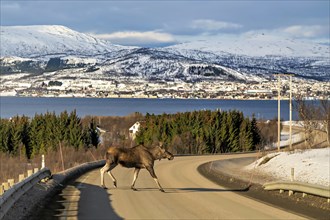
[
  {"xmin": 8, "ymin": 179, "xmax": 15, "ymax": 188},
  {"xmin": 19, "ymin": 174, "xmax": 25, "ymax": 182},
  {"xmin": 41, "ymin": 154, "xmax": 45, "ymax": 169},
  {"xmin": 2, "ymin": 183, "xmax": 9, "ymax": 191},
  {"xmin": 0, "ymin": 185, "xmax": 4, "ymax": 196},
  {"xmin": 263, "ymin": 181, "xmax": 330, "ymax": 201},
  {"xmin": 27, "ymin": 170, "xmax": 33, "ymax": 177}
]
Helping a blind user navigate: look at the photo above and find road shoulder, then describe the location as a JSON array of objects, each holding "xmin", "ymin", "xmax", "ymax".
[{"xmin": 197, "ymin": 156, "xmax": 330, "ymax": 220}]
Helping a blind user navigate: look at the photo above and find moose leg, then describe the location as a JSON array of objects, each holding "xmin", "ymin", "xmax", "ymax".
[
  {"xmin": 107, "ymin": 164, "xmax": 118, "ymax": 188},
  {"xmin": 100, "ymin": 163, "xmax": 117, "ymax": 189},
  {"xmin": 100, "ymin": 162, "xmax": 110, "ymax": 188},
  {"xmin": 146, "ymin": 166, "xmax": 165, "ymax": 192},
  {"xmin": 131, "ymin": 168, "xmax": 140, "ymax": 191}
]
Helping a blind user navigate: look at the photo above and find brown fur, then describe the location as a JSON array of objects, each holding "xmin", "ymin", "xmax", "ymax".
[{"xmin": 100, "ymin": 144, "xmax": 174, "ymax": 192}]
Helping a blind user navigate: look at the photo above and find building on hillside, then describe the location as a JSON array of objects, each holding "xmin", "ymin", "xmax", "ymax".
[{"xmin": 129, "ymin": 121, "xmax": 141, "ymax": 140}]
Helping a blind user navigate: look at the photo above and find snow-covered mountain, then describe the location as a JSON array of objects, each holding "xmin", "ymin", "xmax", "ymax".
[
  {"xmin": 97, "ymin": 48, "xmax": 263, "ymax": 82},
  {"xmin": 1, "ymin": 25, "xmax": 329, "ymax": 82},
  {"xmin": 165, "ymin": 33, "xmax": 329, "ymax": 58},
  {"xmin": 0, "ymin": 25, "xmax": 133, "ymax": 58}
]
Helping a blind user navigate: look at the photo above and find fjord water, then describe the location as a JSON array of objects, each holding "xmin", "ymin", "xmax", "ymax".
[{"xmin": 0, "ymin": 97, "xmax": 298, "ymax": 120}]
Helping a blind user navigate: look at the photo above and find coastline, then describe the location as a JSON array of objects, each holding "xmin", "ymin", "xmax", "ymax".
[{"xmin": 1, "ymin": 94, "xmax": 326, "ymax": 101}]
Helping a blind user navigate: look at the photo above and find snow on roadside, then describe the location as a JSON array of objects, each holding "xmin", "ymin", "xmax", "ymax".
[
  {"xmin": 244, "ymin": 148, "xmax": 330, "ymax": 187},
  {"xmin": 265, "ymin": 130, "xmax": 303, "ymax": 150}
]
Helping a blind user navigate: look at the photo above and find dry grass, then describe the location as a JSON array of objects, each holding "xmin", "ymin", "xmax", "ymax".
[
  {"xmin": 0, "ymin": 153, "xmax": 33, "ymax": 184},
  {"xmin": 0, "ymin": 144, "xmax": 109, "ymax": 184}
]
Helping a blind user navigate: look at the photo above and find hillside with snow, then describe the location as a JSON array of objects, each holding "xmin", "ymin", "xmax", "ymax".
[
  {"xmin": 1, "ymin": 25, "xmax": 329, "ymax": 82},
  {"xmin": 245, "ymin": 148, "xmax": 330, "ymax": 187},
  {"xmin": 0, "ymin": 25, "xmax": 132, "ymax": 58},
  {"xmin": 166, "ymin": 33, "xmax": 329, "ymax": 58}
]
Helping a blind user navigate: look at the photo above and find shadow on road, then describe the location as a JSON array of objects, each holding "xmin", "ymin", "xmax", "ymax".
[
  {"xmin": 129, "ymin": 186, "xmax": 250, "ymax": 193},
  {"xmin": 75, "ymin": 181, "xmax": 122, "ymax": 220},
  {"xmin": 165, "ymin": 186, "xmax": 251, "ymax": 193},
  {"xmin": 36, "ymin": 181, "xmax": 122, "ymax": 220}
]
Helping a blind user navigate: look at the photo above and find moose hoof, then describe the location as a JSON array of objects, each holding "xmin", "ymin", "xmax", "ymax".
[
  {"xmin": 160, "ymin": 188, "xmax": 165, "ymax": 193},
  {"xmin": 101, "ymin": 185, "xmax": 108, "ymax": 189},
  {"xmin": 131, "ymin": 187, "xmax": 138, "ymax": 191},
  {"xmin": 113, "ymin": 182, "xmax": 117, "ymax": 188}
]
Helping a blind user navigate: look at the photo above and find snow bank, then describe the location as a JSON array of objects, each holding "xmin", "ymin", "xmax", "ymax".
[
  {"xmin": 265, "ymin": 130, "xmax": 304, "ymax": 150},
  {"xmin": 245, "ymin": 148, "xmax": 330, "ymax": 187}
]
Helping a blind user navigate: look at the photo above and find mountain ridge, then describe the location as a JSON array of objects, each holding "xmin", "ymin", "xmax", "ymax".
[
  {"xmin": 1, "ymin": 25, "xmax": 329, "ymax": 81},
  {"xmin": 0, "ymin": 25, "xmax": 133, "ymax": 58},
  {"xmin": 165, "ymin": 33, "xmax": 329, "ymax": 58}
]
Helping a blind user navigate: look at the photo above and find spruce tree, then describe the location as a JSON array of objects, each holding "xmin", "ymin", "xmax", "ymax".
[
  {"xmin": 251, "ymin": 115, "xmax": 261, "ymax": 149},
  {"xmin": 29, "ymin": 114, "xmax": 42, "ymax": 157},
  {"xmin": 89, "ymin": 118, "xmax": 99, "ymax": 147},
  {"xmin": 68, "ymin": 110, "xmax": 83, "ymax": 149},
  {"xmin": 219, "ymin": 112, "xmax": 229, "ymax": 153},
  {"xmin": 10, "ymin": 116, "xmax": 23, "ymax": 156},
  {"xmin": 0, "ymin": 119, "xmax": 13, "ymax": 153},
  {"xmin": 239, "ymin": 118, "xmax": 253, "ymax": 151},
  {"xmin": 227, "ymin": 112, "xmax": 240, "ymax": 152}
]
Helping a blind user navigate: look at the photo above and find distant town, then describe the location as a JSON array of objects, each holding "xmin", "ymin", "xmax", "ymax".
[{"xmin": 1, "ymin": 76, "xmax": 329, "ymax": 100}]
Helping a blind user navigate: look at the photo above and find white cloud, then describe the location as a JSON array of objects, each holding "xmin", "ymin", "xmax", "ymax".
[
  {"xmin": 89, "ymin": 24, "xmax": 328, "ymax": 47},
  {"xmin": 191, "ymin": 19, "xmax": 242, "ymax": 31},
  {"xmin": 281, "ymin": 25, "xmax": 328, "ymax": 38},
  {"xmin": 91, "ymin": 31, "xmax": 176, "ymax": 46}
]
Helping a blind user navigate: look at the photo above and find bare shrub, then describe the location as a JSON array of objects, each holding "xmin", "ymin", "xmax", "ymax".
[
  {"xmin": 295, "ymin": 97, "xmax": 329, "ymax": 148},
  {"xmin": 257, "ymin": 118, "xmax": 279, "ymax": 149},
  {"xmin": 320, "ymin": 100, "xmax": 330, "ymax": 146}
]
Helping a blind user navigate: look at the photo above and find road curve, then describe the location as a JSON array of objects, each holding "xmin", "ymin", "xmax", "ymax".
[{"xmin": 39, "ymin": 154, "xmax": 306, "ymax": 219}]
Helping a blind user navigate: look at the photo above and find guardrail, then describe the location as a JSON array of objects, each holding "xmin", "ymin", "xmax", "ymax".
[
  {"xmin": 263, "ymin": 181, "xmax": 330, "ymax": 202},
  {"xmin": 52, "ymin": 160, "xmax": 105, "ymax": 185},
  {"xmin": 0, "ymin": 167, "xmax": 51, "ymax": 219},
  {"xmin": 0, "ymin": 159, "xmax": 105, "ymax": 220}
]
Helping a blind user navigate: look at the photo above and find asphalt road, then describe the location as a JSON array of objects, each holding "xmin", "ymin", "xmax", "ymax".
[{"xmin": 39, "ymin": 153, "xmax": 306, "ymax": 219}]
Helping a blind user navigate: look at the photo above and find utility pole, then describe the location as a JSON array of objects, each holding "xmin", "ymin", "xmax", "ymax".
[
  {"xmin": 277, "ymin": 75, "xmax": 281, "ymax": 152},
  {"xmin": 274, "ymin": 73, "xmax": 294, "ymax": 152},
  {"xmin": 289, "ymin": 75, "xmax": 293, "ymax": 150}
]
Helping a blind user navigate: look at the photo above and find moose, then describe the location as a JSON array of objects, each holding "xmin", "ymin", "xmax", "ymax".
[{"xmin": 100, "ymin": 144, "xmax": 174, "ymax": 192}]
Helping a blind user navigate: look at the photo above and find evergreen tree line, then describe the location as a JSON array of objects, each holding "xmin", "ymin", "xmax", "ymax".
[
  {"xmin": 0, "ymin": 110, "xmax": 99, "ymax": 159},
  {"xmin": 135, "ymin": 110, "xmax": 261, "ymax": 154}
]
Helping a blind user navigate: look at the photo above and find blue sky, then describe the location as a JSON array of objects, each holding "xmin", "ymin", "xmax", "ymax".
[{"xmin": 1, "ymin": 0, "xmax": 329, "ymax": 47}]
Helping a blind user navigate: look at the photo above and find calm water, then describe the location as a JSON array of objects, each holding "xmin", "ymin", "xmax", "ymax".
[{"xmin": 0, "ymin": 96, "xmax": 298, "ymax": 120}]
